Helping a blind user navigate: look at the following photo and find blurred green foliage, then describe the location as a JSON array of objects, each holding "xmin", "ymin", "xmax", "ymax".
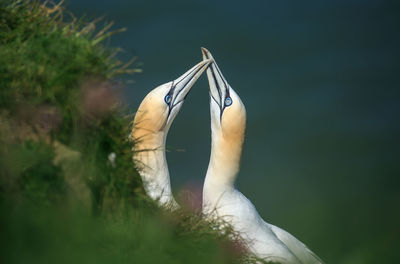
[
  {"xmin": 0, "ymin": 0, "xmax": 143, "ymax": 214},
  {"xmin": 0, "ymin": 1, "xmax": 257, "ymax": 263}
]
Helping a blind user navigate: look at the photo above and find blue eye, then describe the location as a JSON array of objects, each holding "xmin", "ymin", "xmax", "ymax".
[
  {"xmin": 164, "ymin": 94, "xmax": 172, "ymax": 104},
  {"xmin": 225, "ymin": 97, "xmax": 232, "ymax": 106}
]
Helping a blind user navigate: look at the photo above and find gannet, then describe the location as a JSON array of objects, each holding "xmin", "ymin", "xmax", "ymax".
[
  {"xmin": 201, "ymin": 48, "xmax": 323, "ymax": 264},
  {"xmin": 132, "ymin": 59, "xmax": 212, "ymax": 210}
]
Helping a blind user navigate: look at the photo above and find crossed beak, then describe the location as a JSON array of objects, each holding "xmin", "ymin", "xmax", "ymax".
[{"xmin": 168, "ymin": 59, "xmax": 212, "ymax": 110}]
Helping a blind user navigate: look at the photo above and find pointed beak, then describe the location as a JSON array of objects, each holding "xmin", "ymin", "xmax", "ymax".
[
  {"xmin": 201, "ymin": 47, "xmax": 230, "ymax": 115},
  {"xmin": 169, "ymin": 59, "xmax": 212, "ymax": 109}
]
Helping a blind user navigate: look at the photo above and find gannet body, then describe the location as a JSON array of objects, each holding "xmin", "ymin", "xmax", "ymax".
[
  {"xmin": 132, "ymin": 59, "xmax": 211, "ymax": 210},
  {"xmin": 201, "ymin": 48, "xmax": 323, "ymax": 264}
]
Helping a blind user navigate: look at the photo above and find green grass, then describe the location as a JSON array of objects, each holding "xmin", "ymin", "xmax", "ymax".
[{"xmin": 0, "ymin": 1, "xmax": 264, "ymax": 263}]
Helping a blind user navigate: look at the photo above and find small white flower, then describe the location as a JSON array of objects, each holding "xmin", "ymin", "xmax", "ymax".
[{"xmin": 108, "ymin": 152, "xmax": 116, "ymax": 168}]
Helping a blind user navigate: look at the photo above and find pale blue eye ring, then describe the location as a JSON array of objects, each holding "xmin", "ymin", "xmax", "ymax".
[
  {"xmin": 225, "ymin": 97, "xmax": 232, "ymax": 106},
  {"xmin": 164, "ymin": 94, "xmax": 172, "ymax": 104}
]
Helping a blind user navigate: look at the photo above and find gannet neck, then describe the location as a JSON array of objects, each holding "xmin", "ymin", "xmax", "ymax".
[
  {"xmin": 132, "ymin": 120, "xmax": 178, "ymax": 209},
  {"xmin": 205, "ymin": 127, "xmax": 244, "ymax": 190}
]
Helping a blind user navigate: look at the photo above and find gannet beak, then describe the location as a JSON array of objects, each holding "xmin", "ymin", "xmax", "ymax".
[
  {"xmin": 168, "ymin": 59, "xmax": 212, "ymax": 109},
  {"xmin": 201, "ymin": 47, "xmax": 230, "ymax": 118},
  {"xmin": 163, "ymin": 58, "xmax": 212, "ymax": 127}
]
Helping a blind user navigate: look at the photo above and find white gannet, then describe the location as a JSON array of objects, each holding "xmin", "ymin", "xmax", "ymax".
[
  {"xmin": 201, "ymin": 48, "xmax": 323, "ymax": 264},
  {"xmin": 132, "ymin": 59, "xmax": 212, "ymax": 210}
]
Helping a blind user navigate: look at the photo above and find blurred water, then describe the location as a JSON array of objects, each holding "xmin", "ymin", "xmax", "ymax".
[{"xmin": 68, "ymin": 1, "xmax": 400, "ymax": 262}]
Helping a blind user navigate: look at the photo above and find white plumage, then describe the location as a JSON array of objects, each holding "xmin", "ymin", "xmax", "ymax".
[{"xmin": 201, "ymin": 48, "xmax": 323, "ymax": 264}]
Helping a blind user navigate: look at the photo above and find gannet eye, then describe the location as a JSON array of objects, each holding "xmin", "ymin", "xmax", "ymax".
[
  {"xmin": 164, "ymin": 94, "xmax": 172, "ymax": 104},
  {"xmin": 225, "ymin": 97, "xmax": 232, "ymax": 106}
]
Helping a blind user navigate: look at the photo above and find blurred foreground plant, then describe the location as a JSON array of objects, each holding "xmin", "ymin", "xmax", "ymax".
[{"xmin": 0, "ymin": 0, "xmax": 144, "ymax": 214}]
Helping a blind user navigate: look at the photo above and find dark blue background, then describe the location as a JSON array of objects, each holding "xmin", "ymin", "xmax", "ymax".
[{"xmin": 69, "ymin": 1, "xmax": 399, "ymax": 262}]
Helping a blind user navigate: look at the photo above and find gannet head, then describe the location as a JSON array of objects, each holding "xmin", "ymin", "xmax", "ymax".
[
  {"xmin": 201, "ymin": 48, "xmax": 246, "ymax": 143},
  {"xmin": 202, "ymin": 48, "xmax": 246, "ymax": 183},
  {"xmin": 132, "ymin": 59, "xmax": 212, "ymax": 145}
]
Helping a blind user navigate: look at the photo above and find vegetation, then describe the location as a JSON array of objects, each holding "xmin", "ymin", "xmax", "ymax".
[{"xmin": 0, "ymin": 1, "xmax": 262, "ymax": 263}]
